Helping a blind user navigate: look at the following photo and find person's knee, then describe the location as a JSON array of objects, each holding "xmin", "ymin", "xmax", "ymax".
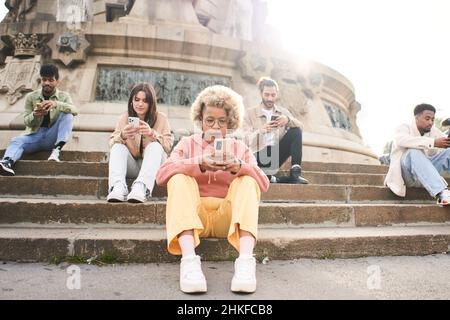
[
  {"xmin": 232, "ymin": 175, "xmax": 258, "ymax": 189},
  {"xmin": 288, "ymin": 127, "xmax": 301, "ymax": 136},
  {"xmin": 144, "ymin": 142, "xmax": 164, "ymax": 155},
  {"xmin": 168, "ymin": 173, "xmax": 191, "ymax": 185},
  {"xmin": 10, "ymin": 135, "xmax": 24, "ymax": 144},
  {"xmin": 110, "ymin": 143, "xmax": 128, "ymax": 155},
  {"xmin": 286, "ymin": 127, "xmax": 302, "ymax": 143},
  {"xmin": 58, "ymin": 112, "xmax": 74, "ymax": 122},
  {"xmin": 405, "ymin": 149, "xmax": 425, "ymax": 160}
]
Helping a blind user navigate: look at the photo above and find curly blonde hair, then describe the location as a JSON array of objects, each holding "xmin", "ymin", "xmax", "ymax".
[{"xmin": 191, "ymin": 85, "xmax": 245, "ymax": 130}]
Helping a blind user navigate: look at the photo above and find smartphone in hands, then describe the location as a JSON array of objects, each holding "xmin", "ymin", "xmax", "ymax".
[
  {"xmin": 128, "ymin": 117, "xmax": 140, "ymax": 128},
  {"xmin": 213, "ymin": 138, "xmax": 233, "ymax": 163},
  {"xmin": 34, "ymin": 102, "xmax": 44, "ymax": 112}
]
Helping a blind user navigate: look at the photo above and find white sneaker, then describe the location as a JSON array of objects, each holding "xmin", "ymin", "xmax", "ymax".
[
  {"xmin": 437, "ymin": 189, "xmax": 450, "ymax": 207},
  {"xmin": 48, "ymin": 148, "xmax": 61, "ymax": 162},
  {"xmin": 231, "ymin": 256, "xmax": 256, "ymax": 293},
  {"xmin": 107, "ymin": 183, "xmax": 128, "ymax": 202},
  {"xmin": 127, "ymin": 182, "xmax": 148, "ymax": 203},
  {"xmin": 180, "ymin": 255, "xmax": 207, "ymax": 293}
]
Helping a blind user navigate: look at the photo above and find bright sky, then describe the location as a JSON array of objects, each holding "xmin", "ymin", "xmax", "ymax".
[
  {"xmin": 266, "ymin": 0, "xmax": 450, "ymax": 155},
  {"xmin": 1, "ymin": 1, "xmax": 449, "ymax": 156}
]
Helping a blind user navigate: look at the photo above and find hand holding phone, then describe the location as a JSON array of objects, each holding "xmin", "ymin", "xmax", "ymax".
[{"xmin": 128, "ymin": 117, "xmax": 140, "ymax": 128}]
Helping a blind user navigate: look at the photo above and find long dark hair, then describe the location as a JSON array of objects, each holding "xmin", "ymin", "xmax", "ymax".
[{"xmin": 127, "ymin": 83, "xmax": 158, "ymax": 127}]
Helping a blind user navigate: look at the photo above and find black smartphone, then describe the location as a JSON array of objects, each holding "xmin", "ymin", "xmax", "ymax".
[{"xmin": 271, "ymin": 115, "xmax": 279, "ymax": 122}]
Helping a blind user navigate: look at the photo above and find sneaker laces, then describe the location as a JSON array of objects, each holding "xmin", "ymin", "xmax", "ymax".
[
  {"xmin": 181, "ymin": 256, "xmax": 205, "ymax": 281},
  {"xmin": 234, "ymin": 256, "xmax": 256, "ymax": 280},
  {"xmin": 131, "ymin": 181, "xmax": 146, "ymax": 193}
]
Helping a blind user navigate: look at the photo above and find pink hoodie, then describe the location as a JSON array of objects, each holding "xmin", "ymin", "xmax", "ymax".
[{"xmin": 156, "ymin": 134, "xmax": 270, "ymax": 198}]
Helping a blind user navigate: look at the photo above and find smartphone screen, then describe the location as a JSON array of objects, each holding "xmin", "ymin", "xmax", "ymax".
[{"xmin": 271, "ymin": 115, "xmax": 279, "ymax": 122}]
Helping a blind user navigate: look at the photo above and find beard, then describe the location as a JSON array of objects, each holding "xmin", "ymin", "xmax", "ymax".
[{"xmin": 262, "ymin": 99, "xmax": 274, "ymax": 108}]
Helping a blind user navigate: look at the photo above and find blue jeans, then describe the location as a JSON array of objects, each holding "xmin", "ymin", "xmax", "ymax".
[
  {"xmin": 401, "ymin": 148, "xmax": 450, "ymax": 197},
  {"xmin": 3, "ymin": 113, "xmax": 74, "ymax": 162}
]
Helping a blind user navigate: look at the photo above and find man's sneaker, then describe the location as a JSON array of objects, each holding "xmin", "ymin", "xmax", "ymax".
[
  {"xmin": 278, "ymin": 165, "xmax": 309, "ymax": 184},
  {"xmin": 437, "ymin": 189, "xmax": 450, "ymax": 207},
  {"xmin": 267, "ymin": 175, "xmax": 278, "ymax": 184},
  {"xmin": 48, "ymin": 148, "xmax": 61, "ymax": 162},
  {"xmin": 0, "ymin": 159, "xmax": 15, "ymax": 176},
  {"xmin": 127, "ymin": 182, "xmax": 148, "ymax": 203},
  {"xmin": 231, "ymin": 256, "xmax": 256, "ymax": 293},
  {"xmin": 180, "ymin": 255, "xmax": 207, "ymax": 293},
  {"xmin": 107, "ymin": 182, "xmax": 128, "ymax": 203}
]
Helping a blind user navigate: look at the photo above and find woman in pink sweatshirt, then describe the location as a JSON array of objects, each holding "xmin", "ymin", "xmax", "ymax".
[{"xmin": 156, "ymin": 85, "xmax": 269, "ymax": 294}]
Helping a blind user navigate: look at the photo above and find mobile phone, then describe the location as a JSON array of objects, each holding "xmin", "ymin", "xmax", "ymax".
[
  {"xmin": 34, "ymin": 102, "xmax": 44, "ymax": 111},
  {"xmin": 271, "ymin": 115, "xmax": 279, "ymax": 122},
  {"xmin": 214, "ymin": 138, "xmax": 233, "ymax": 163},
  {"xmin": 128, "ymin": 117, "xmax": 140, "ymax": 128}
]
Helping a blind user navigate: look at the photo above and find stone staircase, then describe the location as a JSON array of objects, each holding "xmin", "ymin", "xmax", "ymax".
[{"xmin": 0, "ymin": 151, "xmax": 449, "ymax": 263}]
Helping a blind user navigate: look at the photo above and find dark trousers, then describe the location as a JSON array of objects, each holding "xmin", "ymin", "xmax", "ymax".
[{"xmin": 255, "ymin": 127, "xmax": 303, "ymax": 175}]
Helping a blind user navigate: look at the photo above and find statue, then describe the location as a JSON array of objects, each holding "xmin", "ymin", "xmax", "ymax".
[
  {"xmin": 222, "ymin": 0, "xmax": 253, "ymax": 41},
  {"xmin": 4, "ymin": 0, "xmax": 36, "ymax": 22},
  {"xmin": 154, "ymin": 75, "xmax": 169, "ymax": 104}
]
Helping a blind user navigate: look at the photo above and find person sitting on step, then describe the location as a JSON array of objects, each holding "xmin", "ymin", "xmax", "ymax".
[
  {"xmin": 156, "ymin": 85, "xmax": 269, "ymax": 294},
  {"xmin": 385, "ymin": 103, "xmax": 450, "ymax": 206},
  {"xmin": 107, "ymin": 83, "xmax": 173, "ymax": 203},
  {"xmin": 242, "ymin": 77, "xmax": 309, "ymax": 184},
  {"xmin": 0, "ymin": 64, "xmax": 78, "ymax": 176}
]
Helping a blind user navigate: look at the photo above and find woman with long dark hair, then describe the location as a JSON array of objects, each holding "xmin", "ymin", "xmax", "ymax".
[{"xmin": 108, "ymin": 83, "xmax": 173, "ymax": 203}]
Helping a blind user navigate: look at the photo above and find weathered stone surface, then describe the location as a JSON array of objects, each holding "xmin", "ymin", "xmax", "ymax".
[{"xmin": 0, "ymin": 226, "xmax": 449, "ymax": 263}]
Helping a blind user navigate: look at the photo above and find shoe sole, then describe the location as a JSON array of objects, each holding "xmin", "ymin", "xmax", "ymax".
[
  {"xmin": 231, "ymin": 279, "xmax": 256, "ymax": 293},
  {"xmin": 180, "ymin": 282, "xmax": 207, "ymax": 293},
  {"xmin": 107, "ymin": 197, "xmax": 127, "ymax": 203},
  {"xmin": 0, "ymin": 166, "xmax": 15, "ymax": 176},
  {"xmin": 127, "ymin": 198, "xmax": 145, "ymax": 204}
]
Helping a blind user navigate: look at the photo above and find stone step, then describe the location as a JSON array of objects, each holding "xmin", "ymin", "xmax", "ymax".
[
  {"xmin": 10, "ymin": 160, "xmax": 390, "ymax": 185},
  {"xmin": 0, "ymin": 225, "xmax": 448, "ymax": 262},
  {"xmin": 0, "ymin": 175, "xmax": 436, "ymax": 202},
  {"xmin": 0, "ymin": 199, "xmax": 448, "ymax": 227},
  {"xmin": 8, "ymin": 161, "xmax": 450, "ymax": 187},
  {"xmin": 2, "ymin": 151, "xmax": 387, "ymax": 174},
  {"xmin": 0, "ymin": 151, "xmax": 108, "ymax": 163}
]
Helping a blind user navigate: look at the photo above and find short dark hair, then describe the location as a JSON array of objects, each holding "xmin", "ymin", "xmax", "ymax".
[
  {"xmin": 257, "ymin": 77, "xmax": 279, "ymax": 93},
  {"xmin": 40, "ymin": 64, "xmax": 59, "ymax": 80},
  {"xmin": 414, "ymin": 103, "xmax": 436, "ymax": 116}
]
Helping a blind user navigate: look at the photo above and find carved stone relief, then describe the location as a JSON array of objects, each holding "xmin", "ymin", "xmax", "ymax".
[
  {"xmin": 48, "ymin": 31, "xmax": 90, "ymax": 66},
  {"xmin": 0, "ymin": 55, "xmax": 41, "ymax": 105},
  {"xmin": 4, "ymin": 0, "xmax": 37, "ymax": 22},
  {"xmin": 238, "ymin": 52, "xmax": 271, "ymax": 84},
  {"xmin": 324, "ymin": 102, "xmax": 353, "ymax": 132},
  {"xmin": 95, "ymin": 67, "xmax": 230, "ymax": 105},
  {"xmin": 9, "ymin": 33, "xmax": 40, "ymax": 57}
]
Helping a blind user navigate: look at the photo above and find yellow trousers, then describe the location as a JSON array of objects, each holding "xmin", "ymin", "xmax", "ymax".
[{"xmin": 166, "ymin": 174, "xmax": 261, "ymax": 255}]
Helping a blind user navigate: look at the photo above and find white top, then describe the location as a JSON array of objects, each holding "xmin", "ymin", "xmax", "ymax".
[{"xmin": 261, "ymin": 108, "xmax": 275, "ymax": 146}]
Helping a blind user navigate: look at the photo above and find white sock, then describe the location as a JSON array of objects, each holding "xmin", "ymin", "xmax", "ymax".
[
  {"xmin": 179, "ymin": 234, "xmax": 196, "ymax": 259},
  {"xmin": 239, "ymin": 236, "xmax": 255, "ymax": 258}
]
